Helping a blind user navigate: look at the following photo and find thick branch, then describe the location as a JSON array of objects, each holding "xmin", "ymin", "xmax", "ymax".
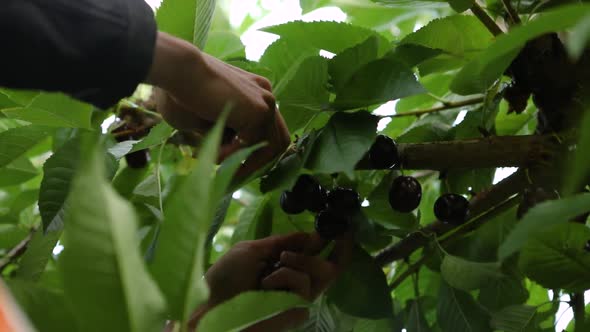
[
  {"xmin": 572, "ymin": 293, "xmax": 586, "ymax": 332},
  {"xmin": 471, "ymin": 3, "xmax": 504, "ymax": 36},
  {"xmin": 401, "ymin": 135, "xmax": 556, "ymax": 170},
  {"xmin": 501, "ymin": 0, "xmax": 521, "ymax": 25},
  {"xmin": 0, "ymin": 229, "xmax": 36, "ymax": 273},
  {"xmin": 375, "ymin": 170, "xmax": 526, "ymax": 266},
  {"xmin": 388, "ymin": 97, "xmax": 485, "ymax": 118},
  {"xmin": 358, "ymin": 135, "xmax": 559, "ymax": 171}
]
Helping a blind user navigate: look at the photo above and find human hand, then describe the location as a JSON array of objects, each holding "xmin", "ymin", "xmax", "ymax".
[
  {"xmin": 145, "ymin": 32, "xmax": 290, "ymax": 177},
  {"xmin": 185, "ymin": 232, "xmax": 352, "ymax": 332}
]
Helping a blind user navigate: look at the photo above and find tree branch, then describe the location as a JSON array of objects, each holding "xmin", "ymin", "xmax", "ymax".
[
  {"xmin": 0, "ymin": 228, "xmax": 37, "ymax": 273},
  {"xmin": 471, "ymin": 2, "xmax": 504, "ymax": 36},
  {"xmin": 386, "ymin": 97, "xmax": 485, "ymax": 118},
  {"xmin": 572, "ymin": 293, "xmax": 586, "ymax": 332},
  {"xmin": 501, "ymin": 0, "xmax": 522, "ymax": 25},
  {"xmin": 358, "ymin": 134, "xmax": 559, "ymax": 171}
]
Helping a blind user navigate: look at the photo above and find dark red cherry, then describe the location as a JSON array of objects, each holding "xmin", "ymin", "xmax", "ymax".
[
  {"xmin": 369, "ymin": 135, "xmax": 399, "ymax": 169},
  {"xmin": 388, "ymin": 176, "xmax": 422, "ymax": 213},
  {"xmin": 315, "ymin": 209, "xmax": 350, "ymax": 239},
  {"xmin": 434, "ymin": 193, "xmax": 470, "ymax": 225}
]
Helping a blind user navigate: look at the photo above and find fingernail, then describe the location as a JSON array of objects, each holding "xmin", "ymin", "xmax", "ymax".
[{"xmin": 281, "ymin": 251, "xmax": 294, "ymax": 262}]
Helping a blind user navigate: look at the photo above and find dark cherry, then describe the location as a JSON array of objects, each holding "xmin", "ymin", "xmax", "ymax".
[
  {"xmin": 585, "ymin": 240, "xmax": 590, "ymax": 252},
  {"xmin": 434, "ymin": 193, "xmax": 470, "ymax": 225},
  {"xmin": 327, "ymin": 188, "xmax": 361, "ymax": 215},
  {"xmin": 292, "ymin": 174, "xmax": 328, "ymax": 213},
  {"xmin": 369, "ymin": 135, "xmax": 399, "ymax": 169},
  {"xmin": 125, "ymin": 150, "xmax": 150, "ymax": 169},
  {"xmin": 308, "ymin": 186, "xmax": 328, "ymax": 213},
  {"xmin": 280, "ymin": 191, "xmax": 306, "ymax": 215},
  {"xmin": 388, "ymin": 176, "xmax": 422, "ymax": 213},
  {"xmin": 314, "ymin": 209, "xmax": 350, "ymax": 240}
]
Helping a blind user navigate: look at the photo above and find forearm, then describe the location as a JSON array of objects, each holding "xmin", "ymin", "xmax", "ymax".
[{"xmin": 0, "ymin": 0, "xmax": 156, "ymax": 109}]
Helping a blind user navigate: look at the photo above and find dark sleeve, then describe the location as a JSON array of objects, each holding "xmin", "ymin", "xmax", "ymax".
[{"xmin": 0, "ymin": 0, "xmax": 157, "ymax": 109}]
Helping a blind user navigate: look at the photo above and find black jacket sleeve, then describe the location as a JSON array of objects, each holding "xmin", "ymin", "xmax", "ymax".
[{"xmin": 0, "ymin": 0, "xmax": 157, "ymax": 109}]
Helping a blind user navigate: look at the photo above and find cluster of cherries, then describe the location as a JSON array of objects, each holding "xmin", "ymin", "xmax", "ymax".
[
  {"xmin": 280, "ymin": 135, "xmax": 472, "ymax": 239},
  {"xmin": 280, "ymin": 174, "xmax": 361, "ymax": 239}
]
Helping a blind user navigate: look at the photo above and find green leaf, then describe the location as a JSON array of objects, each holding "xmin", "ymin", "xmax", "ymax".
[
  {"xmin": 60, "ymin": 139, "xmax": 166, "ymax": 332},
  {"xmin": 198, "ymin": 291, "xmax": 309, "ymax": 332},
  {"xmin": 306, "ymin": 112, "xmax": 378, "ymax": 177},
  {"xmin": 2, "ymin": 93, "xmax": 93, "ymax": 129},
  {"xmin": 327, "ymin": 246, "xmax": 393, "ymax": 319},
  {"xmin": 437, "ymin": 282, "xmax": 492, "ymax": 332},
  {"xmin": 297, "ymin": 296, "xmax": 353, "ymax": 332},
  {"xmin": 38, "ymin": 137, "xmax": 81, "ymax": 232},
  {"xmin": 447, "ymin": 0, "xmax": 474, "ymax": 13},
  {"xmin": 8, "ymin": 280, "xmax": 78, "ymax": 332},
  {"xmin": 157, "ymin": 0, "xmax": 217, "ymax": 48},
  {"xmin": 130, "ymin": 122, "xmax": 175, "ymax": 153},
  {"xmin": 329, "ymin": 36, "xmax": 381, "ymax": 91},
  {"xmin": 231, "ymin": 196, "xmax": 273, "ymax": 244},
  {"xmin": 277, "ymin": 56, "xmax": 330, "ymax": 132},
  {"xmin": 519, "ymin": 223, "xmax": 590, "ymax": 292},
  {"xmin": 262, "ymin": 21, "xmax": 389, "ymax": 54},
  {"xmin": 490, "ymin": 305, "xmax": 537, "ymax": 332},
  {"xmin": 400, "ymin": 15, "xmax": 493, "ymax": 58},
  {"xmin": 478, "ymin": 274, "xmax": 529, "ymax": 312},
  {"xmin": 566, "ymin": 13, "xmax": 590, "ymax": 59},
  {"xmin": 564, "ymin": 110, "xmax": 590, "ymax": 195},
  {"xmin": 498, "ymin": 193, "xmax": 590, "ymax": 260},
  {"xmin": 0, "ymin": 125, "xmax": 49, "ymax": 168},
  {"xmin": 15, "ymin": 230, "xmax": 61, "ymax": 282},
  {"xmin": 204, "ymin": 31, "xmax": 245, "ymax": 60},
  {"xmin": 193, "ymin": 0, "xmax": 217, "ymax": 48},
  {"xmin": 260, "ymin": 39, "xmax": 317, "ymax": 93},
  {"xmin": 300, "ymin": 0, "xmax": 331, "ymax": 14},
  {"xmin": 451, "ymin": 4, "xmax": 590, "ymax": 95},
  {"xmin": 406, "ymin": 299, "xmax": 432, "ymax": 332},
  {"xmin": 333, "ymin": 59, "xmax": 425, "ymax": 109},
  {"xmin": 0, "ymin": 156, "xmax": 38, "ymax": 187},
  {"xmin": 150, "ymin": 111, "xmax": 228, "ymax": 321},
  {"xmin": 440, "ymin": 254, "xmax": 502, "ymax": 291}
]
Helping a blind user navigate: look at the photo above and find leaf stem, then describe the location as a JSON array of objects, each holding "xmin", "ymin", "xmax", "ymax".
[{"xmin": 471, "ymin": 2, "xmax": 504, "ymax": 36}]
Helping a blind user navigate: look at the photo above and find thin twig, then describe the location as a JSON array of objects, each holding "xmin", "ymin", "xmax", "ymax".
[
  {"xmin": 501, "ymin": 0, "xmax": 522, "ymax": 24},
  {"xmin": 572, "ymin": 293, "xmax": 586, "ymax": 332},
  {"xmin": 384, "ymin": 96, "xmax": 485, "ymax": 119},
  {"xmin": 0, "ymin": 228, "xmax": 37, "ymax": 273},
  {"xmin": 471, "ymin": 2, "xmax": 504, "ymax": 36},
  {"xmin": 389, "ymin": 256, "xmax": 429, "ymax": 290}
]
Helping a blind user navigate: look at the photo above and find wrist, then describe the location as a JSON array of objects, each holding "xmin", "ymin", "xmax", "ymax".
[{"xmin": 145, "ymin": 32, "xmax": 204, "ymax": 92}]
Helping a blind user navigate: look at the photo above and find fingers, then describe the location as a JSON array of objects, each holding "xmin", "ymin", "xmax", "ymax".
[
  {"xmin": 244, "ymin": 308, "xmax": 309, "ymax": 332},
  {"xmin": 261, "ymin": 267, "xmax": 312, "ymax": 301},
  {"xmin": 234, "ymin": 111, "xmax": 291, "ymax": 179},
  {"xmin": 253, "ymin": 232, "xmax": 311, "ymax": 259},
  {"xmin": 280, "ymin": 252, "xmax": 337, "ymax": 285},
  {"xmin": 329, "ymin": 232, "xmax": 355, "ymax": 266},
  {"xmin": 255, "ymin": 75, "xmax": 273, "ymax": 92}
]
